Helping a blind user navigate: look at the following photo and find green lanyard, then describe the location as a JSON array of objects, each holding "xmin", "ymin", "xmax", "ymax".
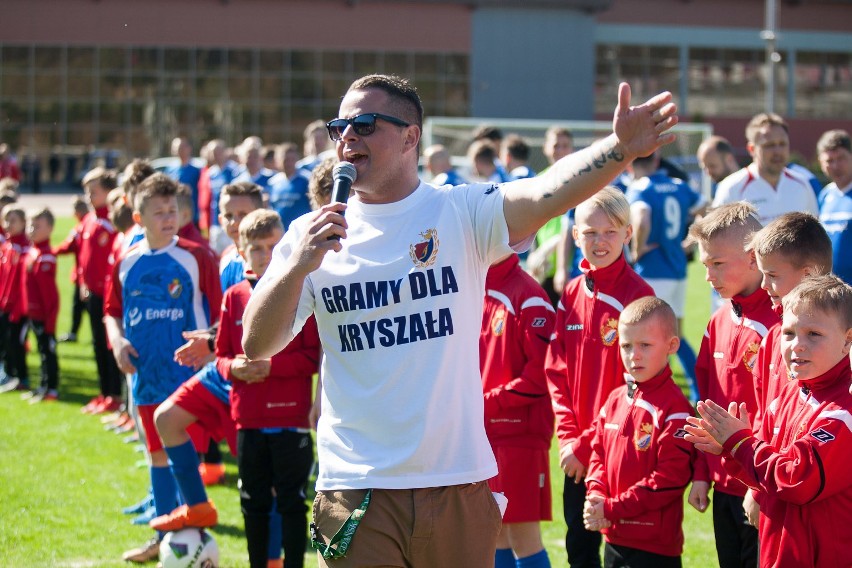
[{"xmin": 311, "ymin": 489, "xmax": 372, "ymax": 559}]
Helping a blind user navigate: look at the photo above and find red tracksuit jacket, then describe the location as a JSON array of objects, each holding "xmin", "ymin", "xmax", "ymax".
[
  {"xmin": 52, "ymin": 221, "xmax": 83, "ymax": 285},
  {"xmin": 586, "ymin": 366, "xmax": 696, "ymax": 557},
  {"xmin": 752, "ymin": 307, "xmax": 786, "ymax": 432},
  {"xmin": 0, "ymin": 233, "xmax": 31, "ymax": 322},
  {"xmin": 545, "ymin": 254, "xmax": 654, "ymax": 464},
  {"xmin": 24, "ymin": 240, "xmax": 59, "ymax": 334},
  {"xmin": 480, "ymin": 254, "xmax": 555, "ymax": 450},
  {"xmin": 216, "ymin": 278, "xmax": 320, "ymax": 430},
  {"xmin": 722, "ymin": 358, "xmax": 852, "ymax": 568},
  {"xmin": 77, "ymin": 207, "xmax": 117, "ymax": 297},
  {"xmin": 694, "ymin": 289, "xmax": 778, "ymax": 496}
]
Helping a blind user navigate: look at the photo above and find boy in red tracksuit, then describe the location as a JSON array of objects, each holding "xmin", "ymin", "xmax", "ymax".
[
  {"xmin": 78, "ymin": 167, "xmax": 124, "ymax": 414},
  {"xmin": 0, "ymin": 205, "xmax": 31, "ymax": 392},
  {"xmin": 739, "ymin": 213, "xmax": 833, "ymax": 528},
  {"xmin": 749, "ymin": 213, "xmax": 833, "ymax": 429},
  {"xmin": 545, "ymin": 187, "xmax": 654, "ymax": 567},
  {"xmin": 176, "ymin": 183, "xmax": 211, "ymax": 251},
  {"xmin": 686, "ymin": 202, "xmax": 778, "ymax": 568},
  {"xmin": 53, "ymin": 195, "xmax": 89, "ymax": 343},
  {"xmin": 216, "ymin": 209, "xmax": 320, "ymax": 568},
  {"xmin": 480, "ymin": 252, "xmax": 556, "ymax": 568},
  {"xmin": 688, "ymin": 275, "xmax": 852, "ymax": 568},
  {"xmin": 22, "ymin": 209, "xmax": 60, "ymax": 402},
  {"xmin": 584, "ymin": 297, "xmax": 695, "ymax": 568}
]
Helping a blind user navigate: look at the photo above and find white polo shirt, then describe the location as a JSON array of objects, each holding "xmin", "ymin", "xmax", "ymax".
[{"xmin": 712, "ymin": 163, "xmax": 818, "ymax": 225}]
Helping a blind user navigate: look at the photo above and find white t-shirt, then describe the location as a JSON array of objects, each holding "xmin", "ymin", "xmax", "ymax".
[
  {"xmin": 712, "ymin": 163, "xmax": 818, "ymax": 225},
  {"xmin": 262, "ymin": 181, "xmax": 513, "ymax": 490}
]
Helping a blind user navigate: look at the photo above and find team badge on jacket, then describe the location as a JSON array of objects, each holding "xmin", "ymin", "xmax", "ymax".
[
  {"xmin": 634, "ymin": 423, "xmax": 653, "ymax": 451},
  {"xmin": 742, "ymin": 342, "xmax": 760, "ymax": 372},
  {"xmin": 491, "ymin": 307, "xmax": 506, "ymax": 336},
  {"xmin": 409, "ymin": 228, "xmax": 439, "ymax": 268},
  {"xmin": 600, "ymin": 317, "xmax": 619, "ymax": 347},
  {"xmin": 168, "ymin": 278, "xmax": 183, "ymax": 299}
]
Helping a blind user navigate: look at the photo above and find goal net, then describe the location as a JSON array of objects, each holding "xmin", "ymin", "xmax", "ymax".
[{"xmin": 422, "ymin": 117, "xmax": 714, "ymax": 197}]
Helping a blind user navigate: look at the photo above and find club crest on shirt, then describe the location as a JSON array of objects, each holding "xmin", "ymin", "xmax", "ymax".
[
  {"xmin": 409, "ymin": 228, "xmax": 439, "ymax": 268},
  {"xmin": 168, "ymin": 278, "xmax": 183, "ymax": 299},
  {"xmin": 634, "ymin": 423, "xmax": 653, "ymax": 451},
  {"xmin": 600, "ymin": 318, "xmax": 619, "ymax": 347},
  {"xmin": 742, "ymin": 342, "xmax": 760, "ymax": 372},
  {"xmin": 491, "ymin": 307, "xmax": 506, "ymax": 336},
  {"xmin": 98, "ymin": 231, "xmax": 109, "ymax": 247}
]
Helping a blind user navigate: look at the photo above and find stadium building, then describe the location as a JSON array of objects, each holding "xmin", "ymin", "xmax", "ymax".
[{"xmin": 1, "ymin": 0, "xmax": 850, "ymax": 178}]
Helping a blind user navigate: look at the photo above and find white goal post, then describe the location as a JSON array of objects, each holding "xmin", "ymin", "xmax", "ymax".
[{"xmin": 422, "ymin": 117, "xmax": 714, "ymax": 197}]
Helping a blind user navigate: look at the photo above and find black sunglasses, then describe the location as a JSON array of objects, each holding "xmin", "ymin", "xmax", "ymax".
[{"xmin": 326, "ymin": 113, "xmax": 410, "ymax": 141}]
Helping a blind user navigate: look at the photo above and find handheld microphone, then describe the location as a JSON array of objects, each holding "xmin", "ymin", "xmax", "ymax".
[
  {"xmin": 331, "ymin": 161, "xmax": 356, "ymax": 208},
  {"xmin": 329, "ymin": 161, "xmax": 356, "ymax": 240}
]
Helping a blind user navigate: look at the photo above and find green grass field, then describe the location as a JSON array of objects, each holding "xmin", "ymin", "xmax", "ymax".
[{"xmin": 0, "ymin": 216, "xmax": 717, "ymax": 567}]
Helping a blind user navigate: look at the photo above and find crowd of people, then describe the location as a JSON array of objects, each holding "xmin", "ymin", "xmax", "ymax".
[{"xmin": 0, "ymin": 73, "xmax": 851, "ymax": 568}]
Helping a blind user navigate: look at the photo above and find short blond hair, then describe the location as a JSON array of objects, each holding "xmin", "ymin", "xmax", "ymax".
[
  {"xmin": 238, "ymin": 209, "xmax": 283, "ymax": 249},
  {"xmin": 748, "ymin": 212, "xmax": 832, "ymax": 273},
  {"xmin": 619, "ymin": 297, "xmax": 678, "ymax": 339},
  {"xmin": 575, "ymin": 186, "xmax": 630, "ymax": 227},
  {"xmin": 309, "ymin": 156, "xmax": 336, "ymax": 210},
  {"xmin": 783, "ymin": 274, "xmax": 852, "ymax": 330},
  {"xmin": 687, "ymin": 201, "xmax": 761, "ymax": 247}
]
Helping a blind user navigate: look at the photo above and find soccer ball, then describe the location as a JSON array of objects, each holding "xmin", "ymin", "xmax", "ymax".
[{"xmin": 159, "ymin": 528, "xmax": 219, "ymax": 568}]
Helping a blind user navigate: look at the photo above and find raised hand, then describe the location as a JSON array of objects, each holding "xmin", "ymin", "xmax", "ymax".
[{"xmin": 613, "ymin": 83, "xmax": 678, "ymax": 160}]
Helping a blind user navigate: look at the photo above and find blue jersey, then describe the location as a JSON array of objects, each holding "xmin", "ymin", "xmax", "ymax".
[
  {"xmin": 432, "ymin": 169, "xmax": 467, "ymax": 187},
  {"xmin": 219, "ymin": 247, "xmax": 246, "ymax": 293},
  {"xmin": 233, "ymin": 166, "xmax": 276, "ymax": 193},
  {"xmin": 269, "ymin": 170, "xmax": 312, "ymax": 230},
  {"xmin": 819, "ymin": 183, "xmax": 852, "ymax": 285},
  {"xmin": 198, "ymin": 246, "xmax": 248, "ymax": 403},
  {"xmin": 626, "ymin": 172, "xmax": 702, "ymax": 280},
  {"xmin": 166, "ymin": 163, "xmax": 202, "ymax": 223},
  {"xmin": 123, "ymin": 224, "xmax": 146, "ymax": 251},
  {"xmin": 207, "ymin": 161, "xmax": 238, "ymax": 227},
  {"xmin": 106, "ymin": 237, "xmax": 222, "ymax": 405},
  {"xmin": 508, "ymin": 165, "xmax": 535, "ymax": 180}
]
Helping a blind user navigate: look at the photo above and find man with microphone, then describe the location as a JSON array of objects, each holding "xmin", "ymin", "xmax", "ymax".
[{"xmin": 243, "ymin": 74, "xmax": 678, "ymax": 567}]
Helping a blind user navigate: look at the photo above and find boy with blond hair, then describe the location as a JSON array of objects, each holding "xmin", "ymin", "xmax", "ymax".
[
  {"xmin": 21, "ymin": 209, "xmax": 59, "ymax": 402},
  {"xmin": 687, "ymin": 275, "xmax": 852, "ymax": 568},
  {"xmin": 583, "ymin": 297, "xmax": 695, "ymax": 567},
  {"xmin": 545, "ymin": 186, "xmax": 654, "ymax": 566},
  {"xmin": 686, "ymin": 202, "xmax": 777, "ymax": 568},
  {"xmin": 0, "ymin": 205, "xmax": 30, "ymax": 392},
  {"xmin": 217, "ymin": 209, "xmax": 319, "ymax": 568}
]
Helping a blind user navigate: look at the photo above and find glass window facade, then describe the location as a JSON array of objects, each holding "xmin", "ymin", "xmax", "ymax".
[
  {"xmin": 595, "ymin": 43, "xmax": 852, "ymax": 122},
  {"xmin": 0, "ymin": 44, "xmax": 469, "ymax": 169}
]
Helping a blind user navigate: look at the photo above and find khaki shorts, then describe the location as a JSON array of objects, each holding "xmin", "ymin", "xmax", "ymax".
[{"xmin": 313, "ymin": 482, "xmax": 502, "ymax": 567}]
